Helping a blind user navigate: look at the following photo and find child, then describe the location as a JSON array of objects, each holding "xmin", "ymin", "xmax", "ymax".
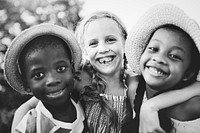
[
  {"xmin": 125, "ymin": 3, "xmax": 200, "ymax": 133},
  {"xmin": 74, "ymin": 11, "xmax": 135, "ymax": 133},
  {"xmin": 4, "ymin": 23, "xmax": 87, "ymax": 133}
]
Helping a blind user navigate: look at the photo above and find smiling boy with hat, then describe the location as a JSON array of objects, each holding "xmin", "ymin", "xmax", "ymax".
[{"xmin": 4, "ymin": 23, "xmax": 87, "ymax": 133}]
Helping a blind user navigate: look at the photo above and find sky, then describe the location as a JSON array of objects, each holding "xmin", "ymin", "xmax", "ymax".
[{"xmin": 80, "ymin": 0, "xmax": 200, "ymax": 32}]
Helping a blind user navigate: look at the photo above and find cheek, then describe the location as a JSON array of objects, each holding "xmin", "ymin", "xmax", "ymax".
[
  {"xmin": 111, "ymin": 44, "xmax": 124, "ymax": 57},
  {"xmin": 118, "ymin": 45, "xmax": 124, "ymax": 54},
  {"xmin": 29, "ymin": 83, "xmax": 44, "ymax": 97},
  {"xmin": 115, "ymin": 41, "xmax": 124, "ymax": 50},
  {"xmin": 64, "ymin": 72, "xmax": 74, "ymax": 83},
  {"xmin": 28, "ymin": 80, "xmax": 42, "ymax": 91},
  {"xmin": 168, "ymin": 62, "xmax": 187, "ymax": 82},
  {"xmin": 119, "ymin": 51, "xmax": 124, "ymax": 61},
  {"xmin": 139, "ymin": 53, "xmax": 147, "ymax": 66},
  {"xmin": 64, "ymin": 73, "xmax": 74, "ymax": 91},
  {"xmin": 85, "ymin": 48, "xmax": 96, "ymax": 60},
  {"xmin": 172, "ymin": 63, "xmax": 187, "ymax": 75}
]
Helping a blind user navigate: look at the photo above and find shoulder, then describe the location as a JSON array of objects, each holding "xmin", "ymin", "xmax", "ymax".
[{"xmin": 15, "ymin": 109, "xmax": 37, "ymax": 133}]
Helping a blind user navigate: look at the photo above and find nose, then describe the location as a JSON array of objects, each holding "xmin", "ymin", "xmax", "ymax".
[
  {"xmin": 46, "ymin": 73, "xmax": 61, "ymax": 87},
  {"xmin": 98, "ymin": 42, "xmax": 110, "ymax": 54},
  {"xmin": 152, "ymin": 54, "xmax": 167, "ymax": 65}
]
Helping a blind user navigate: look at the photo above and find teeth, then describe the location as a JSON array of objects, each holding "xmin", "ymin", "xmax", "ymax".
[
  {"xmin": 98, "ymin": 57, "xmax": 113, "ymax": 64},
  {"xmin": 47, "ymin": 89, "xmax": 64, "ymax": 97},
  {"xmin": 149, "ymin": 67, "xmax": 165, "ymax": 75}
]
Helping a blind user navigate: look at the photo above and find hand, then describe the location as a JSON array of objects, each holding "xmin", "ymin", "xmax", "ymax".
[{"xmin": 139, "ymin": 101, "xmax": 166, "ymax": 133}]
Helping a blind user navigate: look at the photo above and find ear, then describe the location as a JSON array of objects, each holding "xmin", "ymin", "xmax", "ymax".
[
  {"xmin": 74, "ymin": 71, "xmax": 81, "ymax": 81},
  {"xmin": 182, "ymin": 70, "xmax": 195, "ymax": 81},
  {"xmin": 25, "ymin": 87, "xmax": 33, "ymax": 95},
  {"xmin": 22, "ymin": 78, "xmax": 33, "ymax": 95}
]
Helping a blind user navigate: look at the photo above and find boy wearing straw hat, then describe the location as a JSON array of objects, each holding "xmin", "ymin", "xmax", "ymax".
[
  {"xmin": 124, "ymin": 3, "xmax": 200, "ymax": 133},
  {"xmin": 4, "ymin": 23, "xmax": 87, "ymax": 133}
]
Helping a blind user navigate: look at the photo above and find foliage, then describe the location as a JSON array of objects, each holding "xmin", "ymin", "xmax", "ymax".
[{"xmin": 0, "ymin": 0, "xmax": 83, "ymax": 132}]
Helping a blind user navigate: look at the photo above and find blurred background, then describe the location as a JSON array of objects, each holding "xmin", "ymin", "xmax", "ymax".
[{"xmin": 0, "ymin": 0, "xmax": 199, "ymax": 132}]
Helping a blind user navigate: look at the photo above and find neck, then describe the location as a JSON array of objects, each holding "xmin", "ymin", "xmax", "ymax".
[
  {"xmin": 100, "ymin": 70, "xmax": 125, "ymax": 96},
  {"xmin": 43, "ymin": 98, "xmax": 76, "ymax": 122},
  {"xmin": 145, "ymin": 84, "xmax": 159, "ymax": 99}
]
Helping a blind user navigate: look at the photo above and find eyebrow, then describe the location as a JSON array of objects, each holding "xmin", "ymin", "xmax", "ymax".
[
  {"xmin": 171, "ymin": 46, "xmax": 186, "ymax": 54},
  {"xmin": 149, "ymin": 38, "xmax": 162, "ymax": 43},
  {"xmin": 55, "ymin": 60, "xmax": 70, "ymax": 65},
  {"xmin": 29, "ymin": 65, "xmax": 43, "ymax": 72},
  {"xmin": 150, "ymin": 39, "xmax": 186, "ymax": 54}
]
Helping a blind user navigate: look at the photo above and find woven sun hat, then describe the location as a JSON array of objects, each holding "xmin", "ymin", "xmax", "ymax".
[
  {"xmin": 125, "ymin": 3, "xmax": 200, "ymax": 81},
  {"xmin": 4, "ymin": 23, "xmax": 82, "ymax": 94}
]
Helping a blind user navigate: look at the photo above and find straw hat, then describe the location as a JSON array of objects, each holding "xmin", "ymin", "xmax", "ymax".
[
  {"xmin": 4, "ymin": 23, "xmax": 82, "ymax": 94},
  {"xmin": 125, "ymin": 3, "xmax": 200, "ymax": 81}
]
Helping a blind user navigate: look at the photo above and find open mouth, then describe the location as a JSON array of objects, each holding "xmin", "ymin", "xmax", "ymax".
[
  {"xmin": 147, "ymin": 66, "xmax": 167, "ymax": 76},
  {"xmin": 96, "ymin": 55, "xmax": 115, "ymax": 64},
  {"xmin": 46, "ymin": 88, "xmax": 65, "ymax": 98}
]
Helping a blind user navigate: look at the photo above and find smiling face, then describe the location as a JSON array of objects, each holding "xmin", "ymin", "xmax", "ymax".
[
  {"xmin": 22, "ymin": 40, "xmax": 74, "ymax": 106},
  {"xmin": 83, "ymin": 18, "xmax": 125, "ymax": 76},
  {"xmin": 140, "ymin": 28, "xmax": 193, "ymax": 93}
]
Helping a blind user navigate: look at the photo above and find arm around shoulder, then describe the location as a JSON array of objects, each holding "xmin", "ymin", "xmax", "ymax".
[
  {"xmin": 145, "ymin": 81, "xmax": 200, "ymax": 111},
  {"xmin": 139, "ymin": 81, "xmax": 200, "ymax": 133}
]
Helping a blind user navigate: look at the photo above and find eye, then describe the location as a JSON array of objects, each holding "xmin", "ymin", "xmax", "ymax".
[
  {"xmin": 57, "ymin": 66, "xmax": 66, "ymax": 72},
  {"xmin": 33, "ymin": 72, "xmax": 44, "ymax": 80},
  {"xmin": 89, "ymin": 40, "xmax": 98, "ymax": 47},
  {"xmin": 106, "ymin": 38, "xmax": 116, "ymax": 44},
  {"xmin": 169, "ymin": 54, "xmax": 182, "ymax": 61},
  {"xmin": 148, "ymin": 46, "xmax": 158, "ymax": 52}
]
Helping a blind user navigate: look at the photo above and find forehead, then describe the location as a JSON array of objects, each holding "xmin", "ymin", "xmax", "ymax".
[
  {"xmin": 84, "ymin": 18, "xmax": 121, "ymax": 39},
  {"xmin": 24, "ymin": 35, "xmax": 71, "ymax": 57},
  {"xmin": 24, "ymin": 35, "xmax": 62, "ymax": 51},
  {"xmin": 151, "ymin": 28, "xmax": 193, "ymax": 51},
  {"xmin": 26, "ymin": 44, "xmax": 70, "ymax": 60}
]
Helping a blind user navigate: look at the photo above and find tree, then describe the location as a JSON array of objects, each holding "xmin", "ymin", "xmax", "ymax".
[{"xmin": 0, "ymin": 0, "xmax": 83, "ymax": 132}]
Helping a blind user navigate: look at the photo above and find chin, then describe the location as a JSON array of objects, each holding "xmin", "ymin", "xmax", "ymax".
[{"xmin": 98, "ymin": 67, "xmax": 118, "ymax": 75}]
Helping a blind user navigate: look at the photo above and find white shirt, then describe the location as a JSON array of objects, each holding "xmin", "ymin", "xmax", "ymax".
[
  {"xmin": 15, "ymin": 99, "xmax": 85, "ymax": 133},
  {"xmin": 171, "ymin": 118, "xmax": 200, "ymax": 133}
]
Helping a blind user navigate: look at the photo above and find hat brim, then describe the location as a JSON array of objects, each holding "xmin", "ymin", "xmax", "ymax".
[
  {"xmin": 125, "ymin": 3, "xmax": 200, "ymax": 80},
  {"xmin": 4, "ymin": 23, "xmax": 82, "ymax": 94}
]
